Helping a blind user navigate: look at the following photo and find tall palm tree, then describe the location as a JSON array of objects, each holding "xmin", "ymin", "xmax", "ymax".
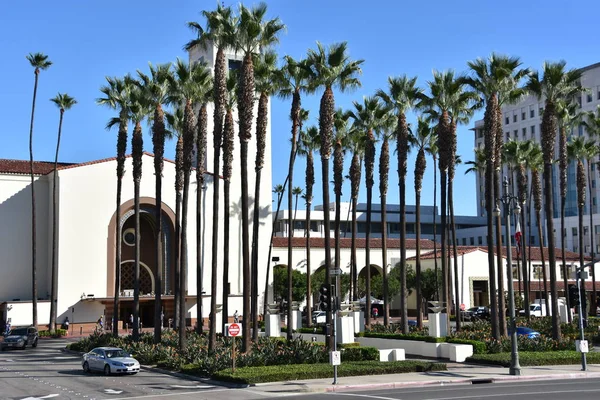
[
  {"xmin": 377, "ymin": 75, "xmax": 421, "ymax": 332},
  {"xmin": 568, "ymin": 137, "xmax": 592, "ymax": 317},
  {"xmin": 333, "ymin": 109, "xmax": 352, "ymax": 309},
  {"xmin": 249, "ymin": 51, "xmax": 279, "ymax": 339},
  {"xmin": 26, "ymin": 52, "xmax": 52, "ymax": 329},
  {"xmin": 297, "ymin": 125, "xmax": 319, "ymax": 324},
  {"xmin": 127, "ymin": 87, "xmax": 149, "ymax": 342},
  {"xmin": 277, "ymin": 55, "xmax": 311, "ymax": 339},
  {"xmin": 48, "ymin": 93, "xmax": 76, "ymax": 332},
  {"xmin": 526, "ymin": 61, "xmax": 584, "ymax": 339},
  {"xmin": 348, "ymin": 130, "xmax": 365, "ymax": 301},
  {"xmin": 447, "ymin": 81, "xmax": 479, "ymax": 333},
  {"xmin": 426, "ymin": 139, "xmax": 440, "ymax": 299},
  {"xmin": 414, "ymin": 118, "xmax": 434, "ymax": 328},
  {"xmin": 306, "ymin": 41, "xmax": 363, "ymax": 347},
  {"xmin": 97, "ymin": 76, "xmax": 134, "ymax": 336},
  {"xmin": 263, "ymin": 184, "xmax": 286, "ymax": 320},
  {"xmin": 464, "ymin": 54, "xmax": 529, "ymax": 339},
  {"xmin": 169, "ymin": 59, "xmax": 212, "ymax": 350},
  {"xmin": 583, "ymin": 105, "xmax": 600, "ymax": 315},
  {"xmin": 348, "ymin": 97, "xmax": 386, "ymax": 330},
  {"xmin": 221, "ymin": 71, "xmax": 237, "ymax": 338},
  {"xmin": 186, "ymin": 2, "xmax": 234, "ymax": 343},
  {"xmin": 136, "ymin": 62, "xmax": 172, "ymax": 343},
  {"xmin": 527, "ymin": 143, "xmax": 549, "ymax": 311},
  {"xmin": 234, "ymin": 3, "xmax": 284, "ymax": 349}
]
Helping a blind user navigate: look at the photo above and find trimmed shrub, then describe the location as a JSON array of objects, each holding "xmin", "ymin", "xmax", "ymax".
[
  {"xmin": 446, "ymin": 338, "xmax": 486, "ymax": 354},
  {"xmin": 466, "ymin": 351, "xmax": 600, "ymax": 367},
  {"xmin": 39, "ymin": 329, "xmax": 68, "ymax": 338},
  {"xmin": 212, "ymin": 360, "xmax": 447, "ymax": 384},
  {"xmin": 341, "ymin": 346, "xmax": 379, "ymax": 361}
]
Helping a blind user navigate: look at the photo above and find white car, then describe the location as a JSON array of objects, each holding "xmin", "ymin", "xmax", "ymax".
[
  {"xmin": 82, "ymin": 347, "xmax": 140, "ymax": 375},
  {"xmin": 312, "ymin": 311, "xmax": 326, "ymax": 325}
]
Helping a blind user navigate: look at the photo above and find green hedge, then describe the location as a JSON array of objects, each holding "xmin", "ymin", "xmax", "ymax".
[
  {"xmin": 211, "ymin": 360, "xmax": 447, "ymax": 384},
  {"xmin": 446, "ymin": 338, "xmax": 486, "ymax": 354},
  {"xmin": 466, "ymin": 351, "xmax": 600, "ymax": 367},
  {"xmin": 38, "ymin": 329, "xmax": 68, "ymax": 338},
  {"xmin": 341, "ymin": 347, "xmax": 379, "ymax": 361},
  {"xmin": 362, "ymin": 332, "xmax": 445, "ymax": 343}
]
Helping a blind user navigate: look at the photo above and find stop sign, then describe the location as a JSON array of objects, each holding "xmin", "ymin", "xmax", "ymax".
[{"xmin": 228, "ymin": 323, "xmax": 240, "ymax": 337}]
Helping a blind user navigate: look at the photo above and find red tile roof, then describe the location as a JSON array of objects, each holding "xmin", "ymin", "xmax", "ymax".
[
  {"xmin": 408, "ymin": 245, "xmax": 586, "ymax": 262},
  {"xmin": 272, "ymin": 237, "xmax": 437, "ymax": 250},
  {"xmin": 0, "ymin": 159, "xmax": 74, "ymax": 175}
]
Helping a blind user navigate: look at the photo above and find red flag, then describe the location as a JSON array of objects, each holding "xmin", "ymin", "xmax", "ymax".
[{"xmin": 515, "ymin": 220, "xmax": 522, "ymax": 254}]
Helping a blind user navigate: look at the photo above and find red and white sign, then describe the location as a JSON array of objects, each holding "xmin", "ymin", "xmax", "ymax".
[
  {"xmin": 227, "ymin": 323, "xmax": 241, "ymax": 337},
  {"xmin": 460, "ymin": 303, "xmax": 465, "ymax": 311}
]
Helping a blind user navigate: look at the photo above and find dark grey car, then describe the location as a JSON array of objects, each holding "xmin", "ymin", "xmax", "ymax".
[{"xmin": 1, "ymin": 326, "xmax": 38, "ymax": 350}]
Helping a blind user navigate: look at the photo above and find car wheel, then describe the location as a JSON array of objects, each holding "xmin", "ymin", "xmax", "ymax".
[
  {"xmin": 83, "ymin": 361, "xmax": 90, "ymax": 373},
  {"xmin": 21, "ymin": 342, "xmax": 26, "ymax": 350},
  {"xmin": 32, "ymin": 339, "xmax": 38, "ymax": 348},
  {"xmin": 104, "ymin": 365, "xmax": 111, "ymax": 376}
]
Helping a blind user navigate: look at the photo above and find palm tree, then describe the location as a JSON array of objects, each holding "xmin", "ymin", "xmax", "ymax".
[
  {"xmin": 97, "ymin": 76, "xmax": 133, "ymax": 337},
  {"xmin": 333, "ymin": 109, "xmax": 352, "ymax": 311},
  {"xmin": 568, "ymin": 137, "xmax": 593, "ymax": 317},
  {"xmin": 169, "ymin": 59, "xmax": 212, "ymax": 350},
  {"xmin": 136, "ymin": 62, "xmax": 172, "ymax": 343},
  {"xmin": 348, "ymin": 129, "xmax": 365, "ymax": 301},
  {"xmin": 277, "ymin": 55, "xmax": 311, "ymax": 339},
  {"xmin": 26, "ymin": 52, "xmax": 52, "ymax": 329},
  {"xmin": 527, "ymin": 143, "xmax": 549, "ymax": 312},
  {"xmin": 583, "ymin": 105, "xmax": 600, "ymax": 315},
  {"xmin": 306, "ymin": 41, "xmax": 363, "ymax": 347},
  {"xmin": 234, "ymin": 3, "xmax": 284, "ymax": 349},
  {"xmin": 348, "ymin": 96, "xmax": 387, "ymax": 330},
  {"xmin": 426, "ymin": 139, "xmax": 440, "ymax": 300},
  {"xmin": 297, "ymin": 125, "xmax": 319, "ymax": 324},
  {"xmin": 221, "ymin": 71, "xmax": 237, "ymax": 338},
  {"xmin": 446, "ymin": 80, "xmax": 479, "ymax": 333},
  {"xmin": 376, "ymin": 75, "xmax": 421, "ymax": 332},
  {"xmin": 127, "ymin": 87, "xmax": 149, "ymax": 342},
  {"xmin": 48, "ymin": 93, "xmax": 76, "ymax": 332},
  {"xmin": 263, "ymin": 184, "xmax": 286, "ymax": 320},
  {"xmin": 526, "ymin": 60, "xmax": 584, "ymax": 339},
  {"xmin": 378, "ymin": 127, "xmax": 394, "ymax": 327},
  {"xmin": 464, "ymin": 54, "xmax": 529, "ymax": 339},
  {"xmin": 413, "ymin": 118, "xmax": 433, "ymax": 328},
  {"xmin": 249, "ymin": 51, "xmax": 279, "ymax": 339}
]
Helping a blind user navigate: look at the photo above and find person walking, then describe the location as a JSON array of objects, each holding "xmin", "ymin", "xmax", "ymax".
[
  {"xmin": 233, "ymin": 310, "xmax": 239, "ymax": 323},
  {"xmin": 372, "ymin": 306, "xmax": 379, "ymax": 321}
]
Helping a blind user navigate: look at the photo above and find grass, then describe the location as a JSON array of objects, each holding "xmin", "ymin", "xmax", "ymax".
[{"xmin": 466, "ymin": 351, "xmax": 600, "ymax": 366}]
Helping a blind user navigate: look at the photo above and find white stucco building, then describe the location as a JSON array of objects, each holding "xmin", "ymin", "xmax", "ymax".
[{"xmin": 0, "ymin": 43, "xmax": 273, "ymax": 330}]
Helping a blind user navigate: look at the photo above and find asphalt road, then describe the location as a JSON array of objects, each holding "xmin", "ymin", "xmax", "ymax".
[
  {"xmin": 0, "ymin": 338, "xmax": 280, "ymax": 400},
  {"xmin": 284, "ymin": 378, "xmax": 600, "ymax": 400}
]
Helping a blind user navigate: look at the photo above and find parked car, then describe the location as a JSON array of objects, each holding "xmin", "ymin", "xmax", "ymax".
[
  {"xmin": 508, "ymin": 326, "xmax": 540, "ymax": 339},
  {"xmin": 82, "ymin": 347, "xmax": 140, "ymax": 375},
  {"xmin": 312, "ymin": 311, "xmax": 326, "ymax": 325},
  {"xmin": 464, "ymin": 306, "xmax": 490, "ymax": 321},
  {"xmin": 0, "ymin": 326, "xmax": 38, "ymax": 350}
]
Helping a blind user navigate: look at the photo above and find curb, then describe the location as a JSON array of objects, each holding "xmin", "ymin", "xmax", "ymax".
[{"xmin": 322, "ymin": 371, "xmax": 600, "ymax": 393}]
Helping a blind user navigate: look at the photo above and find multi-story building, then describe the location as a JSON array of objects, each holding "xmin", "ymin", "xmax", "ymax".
[{"xmin": 472, "ymin": 61, "xmax": 600, "ymax": 254}]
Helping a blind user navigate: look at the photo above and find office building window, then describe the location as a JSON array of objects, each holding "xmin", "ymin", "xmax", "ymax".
[
  {"xmin": 512, "ymin": 265, "xmax": 518, "ymax": 279},
  {"xmin": 529, "ymin": 105, "xmax": 535, "ymax": 118},
  {"xmin": 462, "ymin": 238, "xmax": 467, "ymax": 246},
  {"xmin": 513, "ymin": 130, "xmax": 518, "ymax": 138},
  {"xmin": 521, "ymin": 107, "xmax": 526, "ymax": 120},
  {"xmin": 513, "ymin": 114, "xmax": 517, "ymax": 123},
  {"xmin": 588, "ymin": 94, "xmax": 593, "ymax": 103},
  {"xmin": 530, "ymin": 235, "xmax": 535, "ymax": 245},
  {"xmin": 470, "ymin": 237, "xmax": 474, "ymax": 245},
  {"xmin": 522, "ymin": 127, "xmax": 527, "ymax": 138},
  {"xmin": 594, "ymin": 197, "xmax": 597, "ymax": 206},
  {"xmin": 505, "ymin": 116, "xmax": 509, "ymax": 125},
  {"xmin": 597, "ymin": 86, "xmax": 600, "ymax": 100},
  {"xmin": 584, "ymin": 226, "xmax": 589, "ymax": 235},
  {"xmin": 531, "ymin": 125, "xmax": 535, "ymax": 135},
  {"xmin": 506, "ymin": 131, "xmax": 510, "ymax": 140},
  {"xmin": 593, "ymin": 180, "xmax": 596, "ymax": 188},
  {"xmin": 596, "ymin": 225, "xmax": 600, "ymax": 235},
  {"xmin": 533, "ymin": 265, "xmax": 543, "ymax": 279},
  {"xmin": 478, "ymin": 236, "xmax": 483, "ymax": 245},
  {"xmin": 592, "ymin": 163, "xmax": 595, "ymax": 171},
  {"xmin": 572, "ymin": 227, "xmax": 578, "ymax": 236},
  {"xmin": 539, "ymin": 107, "xmax": 544, "ymax": 116},
  {"xmin": 577, "ymin": 96, "xmax": 582, "ymax": 107}
]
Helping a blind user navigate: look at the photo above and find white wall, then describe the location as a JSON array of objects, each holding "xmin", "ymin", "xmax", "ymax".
[{"xmin": 6, "ymin": 301, "xmax": 50, "ymax": 327}]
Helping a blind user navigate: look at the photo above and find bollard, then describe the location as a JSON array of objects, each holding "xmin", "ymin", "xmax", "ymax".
[{"xmin": 80, "ymin": 326, "xmax": 82, "ymax": 335}]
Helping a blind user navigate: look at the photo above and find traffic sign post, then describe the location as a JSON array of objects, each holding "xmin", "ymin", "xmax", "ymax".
[{"xmin": 225, "ymin": 323, "xmax": 242, "ymax": 373}]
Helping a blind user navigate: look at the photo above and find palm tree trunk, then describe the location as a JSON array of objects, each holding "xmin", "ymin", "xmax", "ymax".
[
  {"xmin": 433, "ymin": 156, "xmax": 439, "ymax": 300},
  {"xmin": 561, "ymin": 194, "xmax": 569, "ymax": 319},
  {"xmin": 29, "ymin": 70, "xmax": 40, "ymax": 329},
  {"xmin": 495, "ymin": 172, "xmax": 506, "ymax": 336},
  {"xmin": 195, "ymin": 104, "xmax": 207, "ymax": 335},
  {"xmin": 381, "ymin": 195, "xmax": 389, "ymax": 327},
  {"xmin": 153, "ymin": 104, "xmax": 165, "ymax": 343},
  {"xmin": 415, "ymin": 188, "xmax": 423, "ymax": 328},
  {"xmin": 251, "ymin": 167, "xmax": 262, "ymax": 339},
  {"xmin": 222, "ymin": 179, "xmax": 231, "ymax": 328},
  {"xmin": 132, "ymin": 121, "xmax": 143, "ymax": 342},
  {"xmin": 174, "ymin": 189, "xmax": 182, "ymax": 330},
  {"xmin": 544, "ymin": 161, "xmax": 561, "ymax": 339},
  {"xmin": 440, "ymin": 169, "xmax": 448, "ymax": 323},
  {"xmin": 449, "ymin": 179, "xmax": 460, "ymax": 331},
  {"xmin": 351, "ymin": 197, "xmax": 358, "ymax": 301},
  {"xmin": 49, "ymin": 108, "xmax": 64, "ymax": 332},
  {"xmin": 521, "ymin": 206, "xmax": 530, "ymax": 319},
  {"xmin": 113, "ymin": 115, "xmax": 127, "ymax": 337},
  {"xmin": 240, "ymin": 139, "xmax": 251, "ymax": 351},
  {"xmin": 179, "ymin": 171, "xmax": 190, "ymax": 349},
  {"xmin": 209, "ymin": 137, "xmax": 221, "ymax": 350},
  {"xmin": 588, "ymin": 161, "xmax": 597, "ymax": 316},
  {"xmin": 263, "ymin": 188, "xmax": 286, "ymax": 320},
  {"xmin": 306, "ymin": 202, "xmax": 313, "ymax": 326}
]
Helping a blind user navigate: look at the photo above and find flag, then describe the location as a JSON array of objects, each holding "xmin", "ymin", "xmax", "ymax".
[{"xmin": 515, "ymin": 220, "xmax": 522, "ymax": 254}]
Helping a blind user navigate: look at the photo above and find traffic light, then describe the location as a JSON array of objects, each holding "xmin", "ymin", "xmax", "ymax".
[
  {"xmin": 569, "ymin": 285, "xmax": 580, "ymax": 307},
  {"xmin": 318, "ymin": 284, "xmax": 331, "ymax": 311}
]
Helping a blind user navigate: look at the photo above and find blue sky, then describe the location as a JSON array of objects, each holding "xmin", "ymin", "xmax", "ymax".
[{"xmin": 2, "ymin": 0, "xmax": 599, "ymax": 216}]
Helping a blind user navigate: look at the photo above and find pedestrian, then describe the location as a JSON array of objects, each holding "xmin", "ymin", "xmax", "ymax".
[
  {"xmin": 63, "ymin": 317, "xmax": 69, "ymax": 331},
  {"xmin": 4, "ymin": 321, "xmax": 11, "ymax": 335},
  {"xmin": 372, "ymin": 306, "xmax": 379, "ymax": 321},
  {"xmin": 233, "ymin": 310, "xmax": 239, "ymax": 323}
]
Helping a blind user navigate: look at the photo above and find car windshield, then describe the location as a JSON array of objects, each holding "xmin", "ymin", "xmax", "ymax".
[
  {"xmin": 468, "ymin": 308, "xmax": 478, "ymax": 312},
  {"xmin": 105, "ymin": 349, "xmax": 129, "ymax": 358},
  {"xmin": 530, "ymin": 305, "xmax": 538, "ymax": 310},
  {"xmin": 9, "ymin": 328, "xmax": 28, "ymax": 335}
]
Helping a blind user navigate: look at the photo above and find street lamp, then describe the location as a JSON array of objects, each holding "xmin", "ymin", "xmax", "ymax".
[{"xmin": 493, "ymin": 176, "xmax": 522, "ymax": 376}]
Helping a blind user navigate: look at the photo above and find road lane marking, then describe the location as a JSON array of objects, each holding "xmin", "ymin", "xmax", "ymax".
[
  {"xmin": 169, "ymin": 384, "xmax": 215, "ymax": 389},
  {"xmin": 427, "ymin": 388, "xmax": 600, "ymax": 400}
]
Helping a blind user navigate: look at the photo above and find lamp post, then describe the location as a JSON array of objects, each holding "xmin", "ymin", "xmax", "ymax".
[{"xmin": 494, "ymin": 176, "xmax": 522, "ymax": 376}]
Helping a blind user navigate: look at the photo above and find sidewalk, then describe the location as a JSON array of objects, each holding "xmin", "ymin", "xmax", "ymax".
[{"xmin": 246, "ymin": 363, "xmax": 600, "ymax": 394}]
